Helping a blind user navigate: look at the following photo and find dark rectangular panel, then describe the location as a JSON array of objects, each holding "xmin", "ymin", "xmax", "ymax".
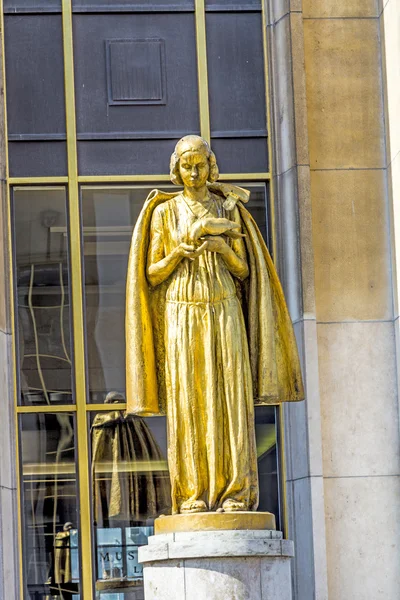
[
  {"xmin": 9, "ymin": 142, "xmax": 67, "ymax": 177},
  {"xmin": 106, "ymin": 39, "xmax": 166, "ymax": 105},
  {"xmin": 73, "ymin": 0, "xmax": 194, "ymax": 11},
  {"xmin": 211, "ymin": 137, "xmax": 268, "ymax": 173},
  {"xmin": 206, "ymin": 1, "xmax": 260, "ymax": 10},
  {"xmin": 4, "ymin": 0, "xmax": 61, "ymax": 12},
  {"xmin": 73, "ymin": 14, "xmax": 199, "ymax": 138},
  {"xmin": 5, "ymin": 15, "xmax": 66, "ymax": 137},
  {"xmin": 206, "ymin": 12, "xmax": 267, "ymax": 134},
  {"xmin": 78, "ymin": 139, "xmax": 179, "ymax": 175}
]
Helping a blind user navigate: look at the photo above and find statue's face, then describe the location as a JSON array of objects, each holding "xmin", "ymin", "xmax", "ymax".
[{"xmin": 179, "ymin": 150, "xmax": 210, "ymax": 189}]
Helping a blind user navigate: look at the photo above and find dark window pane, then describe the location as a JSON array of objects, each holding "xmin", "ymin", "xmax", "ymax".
[
  {"xmin": 5, "ymin": 15, "xmax": 65, "ymax": 136},
  {"xmin": 206, "ymin": 0, "xmax": 260, "ymax": 7},
  {"xmin": 4, "ymin": 0, "xmax": 61, "ymax": 12},
  {"xmin": 211, "ymin": 137, "xmax": 269, "ymax": 173},
  {"xmin": 13, "ymin": 187, "xmax": 73, "ymax": 406},
  {"xmin": 9, "ymin": 142, "xmax": 67, "ymax": 178},
  {"xmin": 243, "ymin": 182, "xmax": 270, "ymax": 247},
  {"xmin": 255, "ymin": 406, "xmax": 281, "ymax": 530},
  {"xmin": 207, "ymin": 12, "xmax": 267, "ymax": 136},
  {"xmin": 77, "ymin": 139, "xmax": 185, "ymax": 176},
  {"xmin": 20, "ymin": 413, "xmax": 81, "ymax": 599},
  {"xmin": 73, "ymin": 0, "xmax": 194, "ymax": 10}
]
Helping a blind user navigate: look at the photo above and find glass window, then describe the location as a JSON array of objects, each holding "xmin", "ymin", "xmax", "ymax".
[
  {"xmin": 13, "ymin": 187, "xmax": 73, "ymax": 406},
  {"xmin": 255, "ymin": 406, "xmax": 281, "ymax": 529},
  {"xmin": 20, "ymin": 412, "xmax": 81, "ymax": 599},
  {"xmin": 90, "ymin": 410, "xmax": 170, "ymax": 599}
]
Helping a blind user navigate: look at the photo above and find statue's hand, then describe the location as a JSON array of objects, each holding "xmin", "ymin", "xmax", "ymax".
[
  {"xmin": 201, "ymin": 236, "xmax": 230, "ymax": 255},
  {"xmin": 176, "ymin": 241, "xmax": 208, "ymax": 261},
  {"xmin": 189, "ymin": 217, "xmax": 243, "ymax": 243}
]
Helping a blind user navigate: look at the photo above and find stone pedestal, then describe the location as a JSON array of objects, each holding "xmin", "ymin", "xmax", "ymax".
[{"xmin": 138, "ymin": 530, "xmax": 294, "ymax": 600}]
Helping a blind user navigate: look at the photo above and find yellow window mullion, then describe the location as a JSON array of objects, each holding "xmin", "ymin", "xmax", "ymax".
[
  {"xmin": 195, "ymin": 0, "xmax": 211, "ymax": 143},
  {"xmin": 61, "ymin": 2, "xmax": 94, "ymax": 599}
]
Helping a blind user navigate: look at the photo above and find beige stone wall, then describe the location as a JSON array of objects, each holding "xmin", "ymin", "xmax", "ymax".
[
  {"xmin": 302, "ymin": 1, "xmax": 400, "ymax": 598},
  {"xmin": 382, "ymin": 0, "xmax": 400, "ymax": 378}
]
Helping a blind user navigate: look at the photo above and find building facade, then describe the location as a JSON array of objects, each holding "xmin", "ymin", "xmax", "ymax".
[{"xmin": 0, "ymin": 1, "xmax": 399, "ymax": 599}]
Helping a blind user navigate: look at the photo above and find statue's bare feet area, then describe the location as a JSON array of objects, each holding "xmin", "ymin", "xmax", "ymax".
[
  {"xmin": 222, "ymin": 499, "xmax": 246, "ymax": 512},
  {"xmin": 180, "ymin": 500, "xmax": 208, "ymax": 514}
]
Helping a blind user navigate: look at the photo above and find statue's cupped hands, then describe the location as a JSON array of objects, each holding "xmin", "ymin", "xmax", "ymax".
[{"xmin": 188, "ymin": 217, "xmax": 245, "ymax": 243}]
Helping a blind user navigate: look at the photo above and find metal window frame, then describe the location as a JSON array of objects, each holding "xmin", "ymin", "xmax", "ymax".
[{"xmin": 0, "ymin": 1, "xmax": 288, "ymax": 598}]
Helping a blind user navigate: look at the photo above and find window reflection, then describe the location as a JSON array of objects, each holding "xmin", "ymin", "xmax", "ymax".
[
  {"xmin": 20, "ymin": 413, "xmax": 80, "ymax": 599},
  {"xmin": 90, "ymin": 407, "xmax": 170, "ymax": 598},
  {"xmin": 255, "ymin": 406, "xmax": 281, "ymax": 529},
  {"xmin": 13, "ymin": 187, "xmax": 73, "ymax": 406}
]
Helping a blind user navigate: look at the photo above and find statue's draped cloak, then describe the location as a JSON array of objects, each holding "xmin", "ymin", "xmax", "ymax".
[{"xmin": 125, "ymin": 186, "xmax": 304, "ymax": 416}]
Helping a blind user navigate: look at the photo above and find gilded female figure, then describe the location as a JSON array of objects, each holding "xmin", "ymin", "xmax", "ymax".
[{"xmin": 125, "ymin": 136, "xmax": 303, "ymax": 516}]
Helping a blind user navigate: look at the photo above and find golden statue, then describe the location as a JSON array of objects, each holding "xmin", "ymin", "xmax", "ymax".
[{"xmin": 125, "ymin": 136, "xmax": 304, "ymax": 517}]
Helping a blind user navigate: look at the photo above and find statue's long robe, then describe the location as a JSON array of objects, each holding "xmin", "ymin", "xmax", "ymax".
[{"xmin": 125, "ymin": 186, "xmax": 304, "ymax": 513}]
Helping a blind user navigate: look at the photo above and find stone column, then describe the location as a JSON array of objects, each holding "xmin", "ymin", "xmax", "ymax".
[{"xmin": 139, "ymin": 530, "xmax": 293, "ymax": 600}]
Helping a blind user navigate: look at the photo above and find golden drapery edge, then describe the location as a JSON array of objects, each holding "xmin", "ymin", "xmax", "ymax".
[{"xmin": 125, "ymin": 184, "xmax": 304, "ymax": 416}]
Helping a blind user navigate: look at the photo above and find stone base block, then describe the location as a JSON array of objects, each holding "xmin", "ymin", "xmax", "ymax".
[{"xmin": 139, "ymin": 530, "xmax": 293, "ymax": 600}]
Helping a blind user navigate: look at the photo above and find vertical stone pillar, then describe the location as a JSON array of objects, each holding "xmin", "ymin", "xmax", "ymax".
[
  {"xmin": 0, "ymin": 17, "xmax": 20, "ymax": 600},
  {"xmin": 302, "ymin": 0, "xmax": 400, "ymax": 598}
]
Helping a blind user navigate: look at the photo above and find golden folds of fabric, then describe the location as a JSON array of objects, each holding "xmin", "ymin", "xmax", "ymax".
[{"xmin": 125, "ymin": 185, "xmax": 304, "ymax": 416}]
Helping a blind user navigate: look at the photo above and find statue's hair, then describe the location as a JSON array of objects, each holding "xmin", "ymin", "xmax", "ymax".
[{"xmin": 170, "ymin": 137, "xmax": 219, "ymax": 186}]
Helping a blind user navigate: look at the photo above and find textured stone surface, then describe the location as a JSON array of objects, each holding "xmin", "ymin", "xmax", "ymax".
[
  {"xmin": 0, "ymin": 487, "xmax": 19, "ymax": 600},
  {"xmin": 271, "ymin": 14, "xmax": 296, "ymax": 176},
  {"xmin": 291, "ymin": 477, "xmax": 327, "ymax": 600},
  {"xmin": 304, "ymin": 19, "xmax": 385, "ymax": 169},
  {"xmin": 392, "ymin": 152, "xmax": 400, "ymax": 318},
  {"xmin": 140, "ymin": 531, "xmax": 293, "ymax": 600},
  {"xmin": 184, "ymin": 557, "xmax": 262, "ymax": 600},
  {"xmin": 303, "ymin": 0, "xmax": 380, "ymax": 18},
  {"xmin": 0, "ymin": 332, "xmax": 16, "ymax": 491},
  {"xmin": 311, "ymin": 169, "xmax": 391, "ymax": 322},
  {"xmin": 155, "ymin": 530, "xmax": 283, "ymax": 544},
  {"xmin": 140, "ymin": 532, "xmax": 292, "ymax": 563},
  {"xmin": 286, "ymin": 320, "xmax": 323, "ymax": 482},
  {"xmin": 268, "ymin": 0, "xmax": 289, "ymax": 24},
  {"xmin": 276, "ymin": 167, "xmax": 302, "ymax": 324},
  {"xmin": 382, "ymin": 0, "xmax": 400, "ymax": 163},
  {"xmin": 324, "ymin": 476, "xmax": 400, "ymax": 599},
  {"xmin": 290, "ymin": 13, "xmax": 309, "ymax": 168},
  {"xmin": 260, "ymin": 558, "xmax": 293, "ymax": 600},
  {"xmin": 318, "ymin": 321, "xmax": 399, "ymax": 477},
  {"xmin": 0, "ymin": 183, "xmax": 9, "ymax": 334},
  {"xmin": 143, "ymin": 560, "xmax": 185, "ymax": 600}
]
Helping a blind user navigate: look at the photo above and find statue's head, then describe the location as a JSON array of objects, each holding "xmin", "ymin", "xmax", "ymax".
[{"xmin": 170, "ymin": 135, "xmax": 219, "ymax": 187}]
